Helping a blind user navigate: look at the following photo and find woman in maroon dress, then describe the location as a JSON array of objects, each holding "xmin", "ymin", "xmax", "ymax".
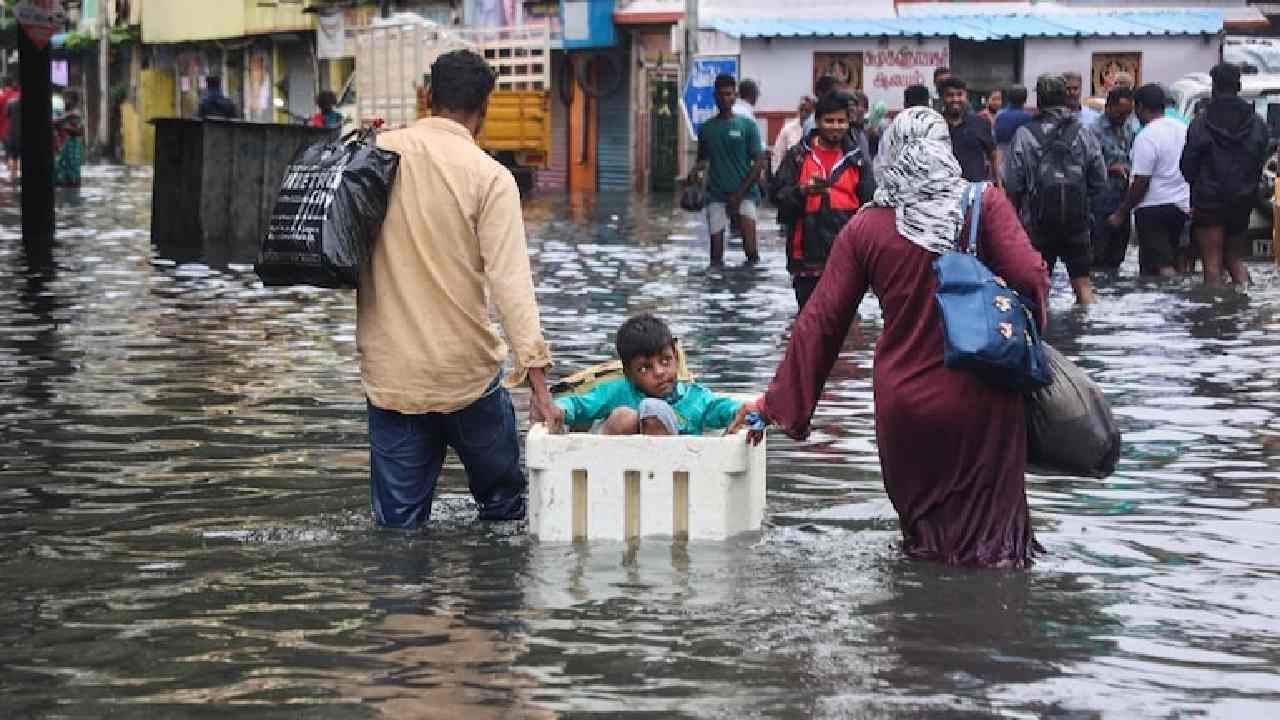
[{"xmin": 732, "ymin": 108, "xmax": 1050, "ymax": 568}]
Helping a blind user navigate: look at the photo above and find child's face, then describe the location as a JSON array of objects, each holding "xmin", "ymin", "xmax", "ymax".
[{"xmin": 623, "ymin": 344, "xmax": 678, "ymax": 399}]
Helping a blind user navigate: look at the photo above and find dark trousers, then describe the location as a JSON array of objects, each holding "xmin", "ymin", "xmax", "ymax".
[
  {"xmin": 1090, "ymin": 211, "xmax": 1130, "ymax": 270},
  {"xmin": 368, "ymin": 385, "xmax": 526, "ymax": 529},
  {"xmin": 793, "ymin": 275, "xmax": 820, "ymax": 311}
]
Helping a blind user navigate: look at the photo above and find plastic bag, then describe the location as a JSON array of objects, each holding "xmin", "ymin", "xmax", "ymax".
[
  {"xmin": 679, "ymin": 179, "xmax": 707, "ymax": 213},
  {"xmin": 256, "ymin": 127, "xmax": 400, "ymax": 288},
  {"xmin": 1027, "ymin": 343, "xmax": 1121, "ymax": 478}
]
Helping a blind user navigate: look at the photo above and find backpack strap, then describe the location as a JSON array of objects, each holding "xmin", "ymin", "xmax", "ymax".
[{"xmin": 964, "ymin": 181, "xmax": 988, "ymax": 256}]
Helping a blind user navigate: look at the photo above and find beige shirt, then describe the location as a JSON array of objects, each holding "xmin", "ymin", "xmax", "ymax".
[{"xmin": 358, "ymin": 117, "xmax": 552, "ymax": 414}]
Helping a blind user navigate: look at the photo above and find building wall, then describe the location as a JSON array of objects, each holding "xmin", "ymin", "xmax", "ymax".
[
  {"xmin": 739, "ymin": 37, "xmax": 949, "ymax": 113},
  {"xmin": 142, "ymin": 0, "xmax": 245, "ymax": 43},
  {"xmin": 1022, "ymin": 36, "xmax": 1221, "ymax": 104},
  {"xmin": 142, "ymin": 0, "xmax": 313, "ymax": 44}
]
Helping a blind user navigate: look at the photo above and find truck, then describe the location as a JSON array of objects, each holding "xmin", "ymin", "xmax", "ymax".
[{"xmin": 352, "ymin": 20, "xmax": 552, "ymax": 194}]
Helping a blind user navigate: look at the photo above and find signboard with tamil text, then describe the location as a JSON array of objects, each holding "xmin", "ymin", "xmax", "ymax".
[{"xmin": 862, "ymin": 42, "xmax": 949, "ymax": 110}]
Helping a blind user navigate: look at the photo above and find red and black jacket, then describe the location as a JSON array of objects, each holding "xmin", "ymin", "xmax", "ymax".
[{"xmin": 769, "ymin": 131, "xmax": 873, "ymax": 275}]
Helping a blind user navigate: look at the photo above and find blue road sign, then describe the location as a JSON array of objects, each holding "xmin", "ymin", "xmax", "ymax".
[{"xmin": 681, "ymin": 56, "xmax": 738, "ymax": 140}]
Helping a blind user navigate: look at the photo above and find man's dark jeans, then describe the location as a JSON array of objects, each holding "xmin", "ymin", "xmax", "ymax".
[{"xmin": 368, "ymin": 385, "xmax": 526, "ymax": 529}]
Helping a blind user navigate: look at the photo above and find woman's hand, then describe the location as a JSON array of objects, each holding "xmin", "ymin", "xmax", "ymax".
[{"xmin": 726, "ymin": 399, "xmax": 767, "ymax": 446}]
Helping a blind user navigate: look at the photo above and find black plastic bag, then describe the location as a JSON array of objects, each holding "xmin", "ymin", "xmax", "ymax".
[
  {"xmin": 679, "ymin": 179, "xmax": 707, "ymax": 212},
  {"xmin": 256, "ymin": 128, "xmax": 400, "ymax": 288},
  {"xmin": 1027, "ymin": 343, "xmax": 1121, "ymax": 478}
]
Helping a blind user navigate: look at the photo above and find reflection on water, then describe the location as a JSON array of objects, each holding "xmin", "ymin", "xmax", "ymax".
[{"xmin": 1, "ymin": 166, "xmax": 1279, "ymax": 718}]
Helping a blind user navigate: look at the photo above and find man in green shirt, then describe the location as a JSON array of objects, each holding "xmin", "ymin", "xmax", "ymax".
[{"xmin": 689, "ymin": 74, "xmax": 766, "ymax": 264}]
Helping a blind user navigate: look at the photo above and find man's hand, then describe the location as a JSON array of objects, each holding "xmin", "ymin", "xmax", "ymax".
[
  {"xmin": 727, "ymin": 192, "xmax": 742, "ymax": 215},
  {"xmin": 725, "ymin": 399, "xmax": 766, "ymax": 446},
  {"xmin": 529, "ymin": 392, "xmax": 563, "ymax": 433},
  {"xmin": 1107, "ymin": 163, "xmax": 1129, "ymax": 180},
  {"xmin": 526, "ymin": 367, "xmax": 563, "ymax": 433},
  {"xmin": 1105, "ymin": 210, "xmax": 1126, "ymax": 228}
]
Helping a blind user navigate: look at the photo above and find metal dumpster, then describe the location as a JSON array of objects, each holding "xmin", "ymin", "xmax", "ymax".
[{"xmin": 150, "ymin": 119, "xmax": 337, "ymax": 268}]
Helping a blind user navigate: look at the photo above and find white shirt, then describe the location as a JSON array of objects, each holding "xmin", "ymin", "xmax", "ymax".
[
  {"xmin": 1130, "ymin": 116, "xmax": 1190, "ymax": 212},
  {"xmin": 733, "ymin": 99, "xmax": 768, "ymax": 152},
  {"xmin": 772, "ymin": 118, "xmax": 807, "ymax": 173}
]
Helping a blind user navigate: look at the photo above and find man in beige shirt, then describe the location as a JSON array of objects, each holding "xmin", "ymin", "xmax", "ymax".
[{"xmin": 358, "ymin": 49, "xmax": 556, "ymax": 528}]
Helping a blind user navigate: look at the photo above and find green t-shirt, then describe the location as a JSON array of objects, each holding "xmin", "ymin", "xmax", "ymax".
[
  {"xmin": 697, "ymin": 114, "xmax": 762, "ymax": 202},
  {"xmin": 554, "ymin": 378, "xmax": 742, "ymax": 436}
]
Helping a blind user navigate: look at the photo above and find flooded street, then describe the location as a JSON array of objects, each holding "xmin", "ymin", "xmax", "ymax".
[{"xmin": 2, "ymin": 165, "xmax": 1279, "ymax": 718}]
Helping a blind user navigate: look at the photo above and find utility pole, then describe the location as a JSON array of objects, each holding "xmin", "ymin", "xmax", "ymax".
[
  {"xmin": 97, "ymin": 0, "xmax": 110, "ymax": 152},
  {"xmin": 19, "ymin": 16, "xmax": 56, "ymax": 252},
  {"xmin": 683, "ymin": 0, "xmax": 698, "ymax": 84}
]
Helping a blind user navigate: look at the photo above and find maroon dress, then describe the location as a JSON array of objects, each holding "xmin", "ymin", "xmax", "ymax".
[{"xmin": 759, "ymin": 189, "xmax": 1050, "ymax": 568}]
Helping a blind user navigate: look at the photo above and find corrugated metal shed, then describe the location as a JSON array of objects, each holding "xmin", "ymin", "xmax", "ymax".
[{"xmin": 706, "ymin": 11, "xmax": 1224, "ymax": 40}]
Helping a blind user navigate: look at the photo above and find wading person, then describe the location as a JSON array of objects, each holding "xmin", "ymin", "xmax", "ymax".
[
  {"xmin": 731, "ymin": 108, "xmax": 1049, "ymax": 568},
  {"xmin": 196, "ymin": 76, "xmax": 238, "ymax": 120},
  {"xmin": 1105, "ymin": 84, "xmax": 1189, "ymax": 277},
  {"xmin": 311, "ymin": 90, "xmax": 343, "ymax": 130},
  {"xmin": 771, "ymin": 95, "xmax": 814, "ymax": 174},
  {"xmin": 52, "ymin": 90, "xmax": 85, "ymax": 188},
  {"xmin": 1006, "ymin": 74, "xmax": 1106, "ymax": 304},
  {"xmin": 359, "ymin": 49, "xmax": 556, "ymax": 528},
  {"xmin": 1180, "ymin": 63, "xmax": 1269, "ymax": 287},
  {"xmin": 940, "ymin": 77, "xmax": 999, "ymax": 186},
  {"xmin": 771, "ymin": 93, "xmax": 872, "ymax": 309},
  {"xmin": 1091, "ymin": 87, "xmax": 1137, "ymax": 271},
  {"xmin": 688, "ymin": 74, "xmax": 766, "ymax": 264}
]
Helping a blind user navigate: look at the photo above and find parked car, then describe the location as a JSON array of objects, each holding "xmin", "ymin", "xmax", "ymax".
[{"xmin": 1168, "ymin": 72, "xmax": 1280, "ymax": 227}]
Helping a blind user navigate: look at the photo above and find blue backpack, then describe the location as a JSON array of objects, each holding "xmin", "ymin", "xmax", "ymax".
[{"xmin": 933, "ymin": 182, "xmax": 1051, "ymax": 392}]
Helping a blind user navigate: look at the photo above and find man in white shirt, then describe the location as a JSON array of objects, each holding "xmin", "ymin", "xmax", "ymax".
[
  {"xmin": 1106, "ymin": 84, "xmax": 1191, "ymax": 277},
  {"xmin": 733, "ymin": 78, "xmax": 768, "ymax": 155},
  {"xmin": 772, "ymin": 95, "xmax": 815, "ymax": 174}
]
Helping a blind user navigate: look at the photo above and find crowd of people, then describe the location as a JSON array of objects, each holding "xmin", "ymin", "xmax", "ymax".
[{"xmin": 691, "ymin": 62, "xmax": 1271, "ymax": 306}]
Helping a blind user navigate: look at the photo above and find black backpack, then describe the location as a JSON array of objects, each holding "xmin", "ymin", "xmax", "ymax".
[{"xmin": 1029, "ymin": 119, "xmax": 1088, "ymax": 234}]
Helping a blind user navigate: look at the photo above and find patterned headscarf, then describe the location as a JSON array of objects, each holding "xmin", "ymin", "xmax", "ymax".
[{"xmin": 871, "ymin": 106, "xmax": 967, "ymax": 255}]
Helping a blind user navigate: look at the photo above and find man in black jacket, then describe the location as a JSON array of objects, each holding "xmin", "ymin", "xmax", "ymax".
[
  {"xmin": 769, "ymin": 92, "xmax": 874, "ymax": 309},
  {"xmin": 1180, "ymin": 63, "xmax": 1269, "ymax": 286}
]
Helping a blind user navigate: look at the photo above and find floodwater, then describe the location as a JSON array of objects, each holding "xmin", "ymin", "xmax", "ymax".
[{"xmin": 1, "ymin": 165, "xmax": 1279, "ymax": 719}]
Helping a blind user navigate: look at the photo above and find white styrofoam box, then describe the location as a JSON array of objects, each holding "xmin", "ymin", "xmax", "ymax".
[{"xmin": 525, "ymin": 424, "xmax": 766, "ymax": 542}]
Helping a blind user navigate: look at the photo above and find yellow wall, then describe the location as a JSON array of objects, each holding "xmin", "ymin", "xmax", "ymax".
[
  {"xmin": 142, "ymin": 0, "xmax": 314, "ymax": 44},
  {"xmin": 244, "ymin": 0, "xmax": 315, "ymax": 36},
  {"xmin": 123, "ymin": 68, "xmax": 176, "ymax": 166},
  {"xmin": 142, "ymin": 0, "xmax": 244, "ymax": 43}
]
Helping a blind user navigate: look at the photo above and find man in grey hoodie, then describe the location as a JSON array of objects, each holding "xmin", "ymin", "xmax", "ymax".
[
  {"xmin": 1006, "ymin": 74, "xmax": 1107, "ymax": 304},
  {"xmin": 1180, "ymin": 63, "xmax": 1269, "ymax": 286}
]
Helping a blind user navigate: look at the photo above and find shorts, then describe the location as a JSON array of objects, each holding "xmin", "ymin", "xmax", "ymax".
[
  {"xmin": 367, "ymin": 383, "xmax": 525, "ymax": 529},
  {"xmin": 1192, "ymin": 200, "xmax": 1252, "ymax": 237},
  {"xmin": 706, "ymin": 198, "xmax": 758, "ymax": 236},
  {"xmin": 1031, "ymin": 229, "xmax": 1091, "ymax": 279},
  {"xmin": 1134, "ymin": 204, "xmax": 1189, "ymax": 274}
]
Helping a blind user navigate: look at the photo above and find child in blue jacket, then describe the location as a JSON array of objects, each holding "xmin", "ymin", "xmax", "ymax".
[{"xmin": 548, "ymin": 314, "xmax": 742, "ymax": 435}]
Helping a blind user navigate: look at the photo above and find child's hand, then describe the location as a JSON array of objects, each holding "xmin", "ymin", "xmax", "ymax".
[{"xmin": 726, "ymin": 400, "xmax": 767, "ymax": 446}]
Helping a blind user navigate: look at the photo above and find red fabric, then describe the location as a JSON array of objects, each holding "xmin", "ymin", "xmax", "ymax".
[
  {"xmin": 0, "ymin": 88, "xmax": 15, "ymax": 140},
  {"xmin": 310, "ymin": 112, "xmax": 325, "ymax": 129},
  {"xmin": 791, "ymin": 145, "xmax": 861, "ymax": 258},
  {"xmin": 760, "ymin": 189, "xmax": 1050, "ymax": 568}
]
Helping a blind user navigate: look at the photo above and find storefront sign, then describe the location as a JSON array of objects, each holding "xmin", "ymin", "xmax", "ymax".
[
  {"xmin": 317, "ymin": 9, "xmax": 346, "ymax": 60},
  {"xmin": 13, "ymin": 0, "xmax": 66, "ymax": 50},
  {"xmin": 681, "ymin": 56, "xmax": 738, "ymax": 139},
  {"xmin": 863, "ymin": 43, "xmax": 950, "ymax": 110},
  {"xmin": 1092, "ymin": 53, "xmax": 1142, "ymax": 96}
]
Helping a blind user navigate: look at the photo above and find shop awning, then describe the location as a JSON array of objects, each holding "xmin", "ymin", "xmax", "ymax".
[{"xmin": 705, "ymin": 10, "xmax": 1225, "ymax": 41}]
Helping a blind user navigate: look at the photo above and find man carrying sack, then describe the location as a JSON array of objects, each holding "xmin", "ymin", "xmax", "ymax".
[{"xmin": 358, "ymin": 50, "xmax": 557, "ymax": 528}]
